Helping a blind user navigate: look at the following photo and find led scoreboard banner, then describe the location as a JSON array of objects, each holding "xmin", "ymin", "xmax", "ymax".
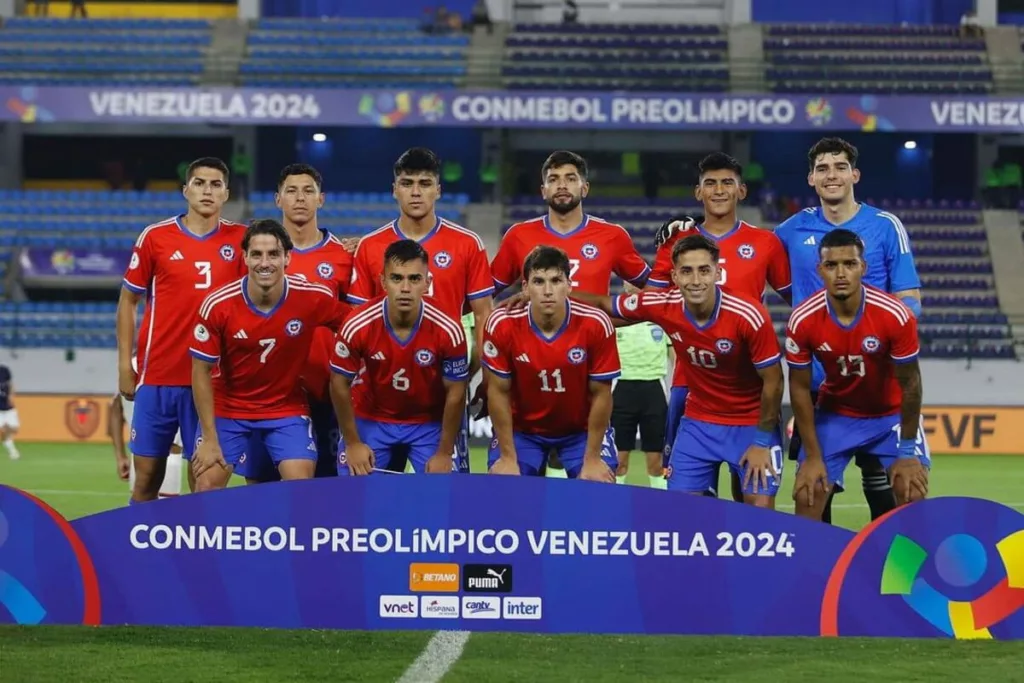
[{"xmin": 1, "ymin": 477, "xmax": 1023, "ymax": 638}]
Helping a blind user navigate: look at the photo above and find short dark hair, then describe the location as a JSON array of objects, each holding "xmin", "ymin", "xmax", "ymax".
[
  {"xmin": 808, "ymin": 137, "xmax": 859, "ymax": 170},
  {"xmin": 186, "ymin": 157, "xmax": 230, "ymax": 185},
  {"xmin": 384, "ymin": 238, "xmax": 429, "ymax": 268},
  {"xmin": 243, "ymin": 219, "xmax": 293, "ymax": 253},
  {"xmin": 541, "ymin": 150, "xmax": 588, "ymax": 181},
  {"xmin": 671, "ymin": 234, "xmax": 720, "ymax": 265},
  {"xmin": 394, "ymin": 147, "xmax": 441, "ymax": 178},
  {"xmin": 277, "ymin": 163, "xmax": 322, "ymax": 191},
  {"xmin": 698, "ymin": 152, "xmax": 743, "ymax": 180},
  {"xmin": 523, "ymin": 245, "xmax": 571, "ymax": 279},
  {"xmin": 819, "ymin": 228, "xmax": 865, "ymax": 257}
]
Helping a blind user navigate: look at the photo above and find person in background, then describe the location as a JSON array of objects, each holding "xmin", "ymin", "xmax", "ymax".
[{"xmin": 0, "ymin": 364, "xmax": 20, "ymax": 461}]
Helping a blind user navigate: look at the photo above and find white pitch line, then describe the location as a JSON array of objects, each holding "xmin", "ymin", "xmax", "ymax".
[{"xmin": 395, "ymin": 630, "xmax": 471, "ymax": 683}]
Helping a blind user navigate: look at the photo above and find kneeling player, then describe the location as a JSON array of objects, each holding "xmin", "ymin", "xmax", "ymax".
[
  {"xmin": 577, "ymin": 235, "xmax": 785, "ymax": 507},
  {"xmin": 787, "ymin": 229, "xmax": 929, "ymax": 520},
  {"xmin": 484, "ymin": 246, "xmax": 619, "ymax": 481},
  {"xmin": 330, "ymin": 239, "xmax": 469, "ymax": 474},
  {"xmin": 189, "ymin": 219, "xmax": 348, "ymax": 491}
]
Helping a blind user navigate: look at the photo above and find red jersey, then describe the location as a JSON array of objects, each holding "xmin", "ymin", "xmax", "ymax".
[
  {"xmin": 649, "ymin": 220, "xmax": 791, "ymax": 390},
  {"xmin": 785, "ymin": 286, "xmax": 919, "ymax": 419},
  {"xmin": 482, "ymin": 301, "xmax": 620, "ymax": 437},
  {"xmin": 490, "ymin": 214, "xmax": 650, "ymax": 295},
  {"xmin": 123, "ymin": 215, "xmax": 248, "ymax": 387},
  {"xmin": 612, "ymin": 288, "xmax": 781, "ymax": 426},
  {"xmin": 330, "ymin": 297, "xmax": 469, "ymax": 424},
  {"xmin": 189, "ymin": 275, "xmax": 348, "ymax": 420},
  {"xmin": 288, "ymin": 230, "xmax": 355, "ymax": 404},
  {"xmin": 347, "ymin": 217, "xmax": 493, "ymax": 321}
]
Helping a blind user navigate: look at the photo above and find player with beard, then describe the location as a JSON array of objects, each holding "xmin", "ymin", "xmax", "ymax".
[{"xmin": 490, "ymin": 150, "xmax": 650, "ymax": 478}]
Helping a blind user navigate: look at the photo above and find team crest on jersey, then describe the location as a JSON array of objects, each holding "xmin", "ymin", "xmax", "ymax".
[
  {"xmin": 285, "ymin": 319, "xmax": 303, "ymax": 336},
  {"xmin": 715, "ymin": 338, "xmax": 734, "ymax": 354},
  {"xmin": 861, "ymin": 336, "xmax": 881, "ymax": 353},
  {"xmin": 483, "ymin": 340, "xmax": 499, "ymax": 359},
  {"xmin": 194, "ymin": 323, "xmax": 210, "ymax": 342},
  {"xmin": 433, "ymin": 251, "xmax": 453, "ymax": 269},
  {"xmin": 737, "ymin": 244, "xmax": 755, "ymax": 260},
  {"xmin": 129, "ymin": 252, "xmax": 140, "ymax": 270},
  {"xmin": 623, "ymin": 294, "xmax": 639, "ymax": 312},
  {"xmin": 219, "ymin": 245, "xmax": 236, "ymax": 262},
  {"xmin": 335, "ymin": 341, "xmax": 350, "ymax": 358},
  {"xmin": 580, "ymin": 243, "xmax": 599, "ymax": 260},
  {"xmin": 651, "ymin": 326, "xmax": 664, "ymax": 342},
  {"xmin": 317, "ymin": 262, "xmax": 334, "ymax": 279},
  {"xmin": 567, "ymin": 346, "xmax": 587, "ymax": 364},
  {"xmin": 415, "ymin": 348, "xmax": 435, "ymax": 366},
  {"xmin": 785, "ymin": 337, "xmax": 800, "ymax": 354}
]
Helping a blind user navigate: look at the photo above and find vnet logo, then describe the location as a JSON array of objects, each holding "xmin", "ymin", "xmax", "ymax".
[
  {"xmin": 461, "ymin": 596, "xmax": 501, "ymax": 619},
  {"xmin": 502, "ymin": 597, "xmax": 543, "ymax": 620},
  {"xmin": 379, "ymin": 595, "xmax": 418, "ymax": 618}
]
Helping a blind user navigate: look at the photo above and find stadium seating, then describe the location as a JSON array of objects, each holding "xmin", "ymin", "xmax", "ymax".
[
  {"xmin": 763, "ymin": 24, "xmax": 992, "ymax": 94},
  {"xmin": 0, "ymin": 18, "xmax": 210, "ymax": 87},
  {"xmin": 503, "ymin": 23, "xmax": 728, "ymax": 92},
  {"xmin": 0, "ymin": 190, "xmax": 469, "ymax": 349},
  {"xmin": 240, "ymin": 18, "xmax": 469, "ymax": 89},
  {"xmin": 503, "ymin": 197, "xmax": 1015, "ymax": 359}
]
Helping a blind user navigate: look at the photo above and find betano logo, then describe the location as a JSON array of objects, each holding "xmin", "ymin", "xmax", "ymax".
[
  {"xmin": 879, "ymin": 531, "xmax": 1024, "ymax": 639},
  {"xmin": 409, "ymin": 563, "xmax": 460, "ymax": 593}
]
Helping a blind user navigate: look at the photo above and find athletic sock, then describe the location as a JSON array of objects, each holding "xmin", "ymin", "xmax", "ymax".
[
  {"xmin": 648, "ymin": 475, "xmax": 667, "ymax": 490},
  {"xmin": 4, "ymin": 438, "xmax": 19, "ymax": 460},
  {"xmin": 862, "ymin": 471, "xmax": 897, "ymax": 520}
]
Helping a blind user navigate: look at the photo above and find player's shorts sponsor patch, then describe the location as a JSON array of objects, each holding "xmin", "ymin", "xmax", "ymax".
[
  {"xmin": 737, "ymin": 244, "xmax": 755, "ymax": 259},
  {"xmin": 623, "ymin": 294, "xmax": 639, "ymax": 312},
  {"xmin": 193, "ymin": 323, "xmax": 210, "ymax": 342},
  {"xmin": 334, "ymin": 341, "xmax": 350, "ymax": 358},
  {"xmin": 785, "ymin": 337, "xmax": 800, "ymax": 354},
  {"xmin": 567, "ymin": 346, "xmax": 587, "ymax": 364},
  {"xmin": 415, "ymin": 348, "xmax": 435, "ymax": 366},
  {"xmin": 433, "ymin": 250, "xmax": 452, "ymax": 269},
  {"xmin": 316, "ymin": 262, "xmax": 334, "ymax": 279},
  {"xmin": 861, "ymin": 335, "xmax": 881, "ymax": 353},
  {"xmin": 581, "ymin": 243, "xmax": 599, "ymax": 260},
  {"xmin": 483, "ymin": 340, "xmax": 499, "ymax": 359},
  {"xmin": 129, "ymin": 252, "xmax": 140, "ymax": 270},
  {"xmin": 715, "ymin": 338, "xmax": 734, "ymax": 354},
  {"xmin": 219, "ymin": 244, "xmax": 236, "ymax": 261},
  {"xmin": 285, "ymin": 319, "xmax": 303, "ymax": 336}
]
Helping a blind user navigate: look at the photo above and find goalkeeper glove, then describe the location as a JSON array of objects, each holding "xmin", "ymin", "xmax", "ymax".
[{"xmin": 654, "ymin": 215, "xmax": 700, "ymax": 249}]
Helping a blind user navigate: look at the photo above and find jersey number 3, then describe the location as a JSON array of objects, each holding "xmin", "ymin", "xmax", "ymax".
[{"xmin": 195, "ymin": 261, "xmax": 212, "ymax": 290}]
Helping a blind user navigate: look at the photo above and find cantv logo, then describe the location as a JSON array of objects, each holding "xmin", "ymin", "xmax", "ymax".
[
  {"xmin": 379, "ymin": 595, "xmax": 418, "ymax": 618},
  {"xmin": 461, "ymin": 596, "xmax": 500, "ymax": 619}
]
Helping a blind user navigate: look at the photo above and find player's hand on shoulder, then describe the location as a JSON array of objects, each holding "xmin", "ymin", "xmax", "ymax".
[
  {"xmin": 339, "ymin": 237, "xmax": 360, "ymax": 254},
  {"xmin": 425, "ymin": 451, "xmax": 452, "ymax": 474},
  {"xmin": 192, "ymin": 439, "xmax": 226, "ymax": 478},
  {"xmin": 489, "ymin": 457, "xmax": 521, "ymax": 476},
  {"xmin": 578, "ymin": 458, "xmax": 615, "ymax": 483},
  {"xmin": 739, "ymin": 445, "xmax": 775, "ymax": 495},
  {"xmin": 889, "ymin": 459, "xmax": 928, "ymax": 504},
  {"xmin": 792, "ymin": 458, "xmax": 830, "ymax": 507},
  {"xmin": 118, "ymin": 360, "xmax": 137, "ymax": 401},
  {"xmin": 496, "ymin": 291, "xmax": 528, "ymax": 311},
  {"xmin": 345, "ymin": 441, "xmax": 374, "ymax": 475},
  {"xmin": 654, "ymin": 215, "xmax": 699, "ymax": 249}
]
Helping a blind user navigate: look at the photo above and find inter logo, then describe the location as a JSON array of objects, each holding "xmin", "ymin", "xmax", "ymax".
[{"xmin": 462, "ymin": 564, "xmax": 513, "ymax": 593}]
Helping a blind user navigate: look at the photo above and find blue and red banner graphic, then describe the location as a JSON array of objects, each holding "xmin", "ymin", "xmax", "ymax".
[
  {"xmin": 1, "ymin": 478, "xmax": 1022, "ymax": 638},
  {"xmin": 5, "ymin": 86, "xmax": 1024, "ymax": 132}
]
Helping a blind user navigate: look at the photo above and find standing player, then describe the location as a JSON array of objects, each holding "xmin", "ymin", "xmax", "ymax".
[
  {"xmin": 650, "ymin": 153, "xmax": 791, "ymax": 500},
  {"xmin": 786, "ymin": 229, "xmax": 929, "ymax": 519},
  {"xmin": 239, "ymin": 163, "xmax": 354, "ymax": 483},
  {"xmin": 330, "ymin": 240, "xmax": 469, "ymax": 475},
  {"xmin": 484, "ymin": 246, "xmax": 620, "ymax": 481},
  {"xmin": 577, "ymin": 235, "xmax": 786, "ymax": 507},
  {"xmin": 188, "ymin": 220, "xmax": 348, "ymax": 491},
  {"xmin": 0, "ymin": 364, "xmax": 20, "ymax": 460},
  {"xmin": 109, "ymin": 357, "xmax": 183, "ymax": 499},
  {"xmin": 776, "ymin": 137, "xmax": 923, "ymax": 523},
  {"xmin": 611, "ymin": 284, "xmax": 672, "ymax": 489},
  {"xmin": 347, "ymin": 147, "xmax": 493, "ymax": 473},
  {"xmin": 491, "ymin": 150, "xmax": 651, "ymax": 477},
  {"xmin": 117, "ymin": 157, "xmax": 247, "ymax": 503}
]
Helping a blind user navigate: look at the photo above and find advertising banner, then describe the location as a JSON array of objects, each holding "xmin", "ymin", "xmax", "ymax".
[
  {"xmin": 7, "ymin": 86, "xmax": 1024, "ymax": 132},
  {"xmin": 19, "ymin": 248, "xmax": 130, "ymax": 286},
  {"xmin": 1, "ymin": 478, "xmax": 1022, "ymax": 638},
  {"xmin": 9, "ymin": 394, "xmax": 113, "ymax": 444}
]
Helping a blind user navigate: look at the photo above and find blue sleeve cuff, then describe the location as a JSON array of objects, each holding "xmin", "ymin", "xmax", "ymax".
[
  {"xmin": 900, "ymin": 295, "xmax": 921, "ymax": 318},
  {"xmin": 753, "ymin": 428, "xmax": 773, "ymax": 448}
]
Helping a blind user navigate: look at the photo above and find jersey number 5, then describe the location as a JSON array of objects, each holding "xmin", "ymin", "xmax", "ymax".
[
  {"xmin": 195, "ymin": 261, "xmax": 212, "ymax": 290},
  {"xmin": 837, "ymin": 355, "xmax": 866, "ymax": 377}
]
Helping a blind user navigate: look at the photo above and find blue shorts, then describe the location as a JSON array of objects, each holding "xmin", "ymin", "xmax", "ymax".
[
  {"xmin": 130, "ymin": 385, "xmax": 199, "ymax": 460},
  {"xmin": 197, "ymin": 416, "xmax": 318, "ymax": 469},
  {"xmin": 663, "ymin": 386, "xmax": 688, "ymax": 468},
  {"xmin": 798, "ymin": 412, "xmax": 931, "ymax": 490},
  {"xmin": 486, "ymin": 428, "xmax": 618, "ymax": 477},
  {"xmin": 668, "ymin": 418, "xmax": 784, "ymax": 497},
  {"xmin": 236, "ymin": 401, "xmax": 338, "ymax": 481},
  {"xmin": 338, "ymin": 418, "xmax": 442, "ymax": 474}
]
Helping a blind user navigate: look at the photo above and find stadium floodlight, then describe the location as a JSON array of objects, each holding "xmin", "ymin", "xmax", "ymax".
[
  {"xmin": 904, "ymin": 140, "xmax": 917, "ymax": 150},
  {"xmin": 312, "ymin": 133, "xmax": 327, "ymax": 142}
]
